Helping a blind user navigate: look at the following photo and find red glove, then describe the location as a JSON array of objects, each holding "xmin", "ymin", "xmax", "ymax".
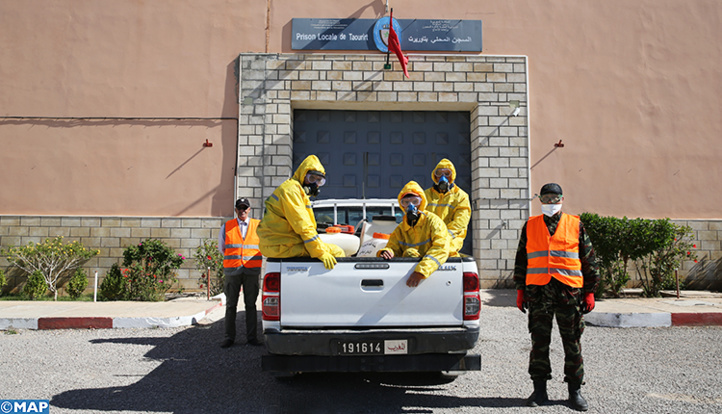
[
  {"xmin": 516, "ymin": 289, "xmax": 527, "ymax": 313},
  {"xmin": 581, "ymin": 292, "xmax": 595, "ymax": 314}
]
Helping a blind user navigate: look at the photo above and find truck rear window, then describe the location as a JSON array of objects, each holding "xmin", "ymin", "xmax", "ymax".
[{"xmin": 314, "ymin": 207, "xmax": 401, "ymax": 229}]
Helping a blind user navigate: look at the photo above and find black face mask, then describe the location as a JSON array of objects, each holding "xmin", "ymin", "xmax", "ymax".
[
  {"xmin": 405, "ymin": 204, "xmax": 420, "ymax": 227},
  {"xmin": 435, "ymin": 176, "xmax": 452, "ymax": 193},
  {"xmin": 303, "ymin": 182, "xmax": 320, "ymax": 197}
]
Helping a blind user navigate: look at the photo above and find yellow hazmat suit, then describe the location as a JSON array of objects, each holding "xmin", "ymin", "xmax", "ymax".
[
  {"xmin": 424, "ymin": 158, "xmax": 471, "ymax": 256},
  {"xmin": 257, "ymin": 155, "xmax": 345, "ymax": 267},
  {"xmin": 378, "ymin": 181, "xmax": 451, "ymax": 278}
]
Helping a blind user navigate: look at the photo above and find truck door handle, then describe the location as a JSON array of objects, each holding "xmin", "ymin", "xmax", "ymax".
[{"xmin": 361, "ymin": 279, "xmax": 384, "ymax": 287}]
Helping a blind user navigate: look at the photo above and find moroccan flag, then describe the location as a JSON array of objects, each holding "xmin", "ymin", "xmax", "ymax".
[{"xmin": 388, "ymin": 11, "xmax": 409, "ymax": 78}]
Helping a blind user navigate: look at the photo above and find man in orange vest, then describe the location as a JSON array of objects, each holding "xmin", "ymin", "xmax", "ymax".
[
  {"xmin": 513, "ymin": 183, "xmax": 600, "ymax": 411},
  {"xmin": 218, "ymin": 198, "xmax": 263, "ymax": 348}
]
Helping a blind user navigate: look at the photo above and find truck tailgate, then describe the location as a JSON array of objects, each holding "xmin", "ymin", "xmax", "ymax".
[{"xmin": 279, "ymin": 258, "xmax": 463, "ymax": 327}]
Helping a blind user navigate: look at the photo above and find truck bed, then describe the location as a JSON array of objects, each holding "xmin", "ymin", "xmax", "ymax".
[{"xmin": 278, "ymin": 257, "xmax": 465, "ymax": 328}]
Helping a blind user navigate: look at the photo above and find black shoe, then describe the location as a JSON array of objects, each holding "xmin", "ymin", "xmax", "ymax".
[
  {"xmin": 247, "ymin": 338, "xmax": 263, "ymax": 346},
  {"xmin": 220, "ymin": 339, "xmax": 234, "ymax": 348},
  {"xmin": 568, "ymin": 384, "xmax": 589, "ymax": 411},
  {"xmin": 526, "ymin": 380, "xmax": 549, "ymax": 407}
]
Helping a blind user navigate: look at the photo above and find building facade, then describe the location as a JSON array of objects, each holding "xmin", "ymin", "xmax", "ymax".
[{"xmin": 1, "ymin": 1, "xmax": 720, "ymax": 292}]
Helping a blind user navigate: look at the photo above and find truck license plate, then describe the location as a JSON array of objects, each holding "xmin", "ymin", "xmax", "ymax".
[{"xmin": 338, "ymin": 340, "xmax": 408, "ymax": 355}]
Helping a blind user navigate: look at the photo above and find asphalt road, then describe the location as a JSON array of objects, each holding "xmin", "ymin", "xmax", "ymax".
[{"xmin": 1, "ymin": 304, "xmax": 721, "ymax": 413}]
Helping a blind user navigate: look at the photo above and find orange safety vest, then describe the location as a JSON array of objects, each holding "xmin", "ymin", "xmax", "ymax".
[
  {"xmin": 525, "ymin": 213, "xmax": 583, "ymax": 288},
  {"xmin": 223, "ymin": 218, "xmax": 262, "ymax": 275}
]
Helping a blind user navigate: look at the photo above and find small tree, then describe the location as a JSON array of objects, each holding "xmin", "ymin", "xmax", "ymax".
[
  {"xmin": 193, "ymin": 239, "xmax": 225, "ymax": 296},
  {"xmin": 2, "ymin": 236, "xmax": 99, "ymax": 300}
]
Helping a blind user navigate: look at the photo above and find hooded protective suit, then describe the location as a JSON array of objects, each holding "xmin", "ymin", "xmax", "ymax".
[
  {"xmin": 378, "ymin": 181, "xmax": 450, "ymax": 278},
  {"xmin": 424, "ymin": 158, "xmax": 471, "ymax": 256},
  {"xmin": 257, "ymin": 155, "xmax": 345, "ymax": 260}
]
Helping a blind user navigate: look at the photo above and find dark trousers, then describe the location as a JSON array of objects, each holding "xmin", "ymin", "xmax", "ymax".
[
  {"xmin": 223, "ymin": 268, "xmax": 260, "ymax": 342},
  {"xmin": 527, "ymin": 279, "xmax": 585, "ymax": 385}
]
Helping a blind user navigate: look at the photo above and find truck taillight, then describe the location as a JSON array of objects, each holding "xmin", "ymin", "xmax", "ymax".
[
  {"xmin": 263, "ymin": 272, "xmax": 280, "ymax": 292},
  {"xmin": 262, "ymin": 272, "xmax": 280, "ymax": 321},
  {"xmin": 463, "ymin": 272, "xmax": 481, "ymax": 320}
]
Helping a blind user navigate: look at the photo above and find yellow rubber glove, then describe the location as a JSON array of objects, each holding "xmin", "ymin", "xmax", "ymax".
[{"xmin": 319, "ymin": 252, "xmax": 337, "ymax": 270}]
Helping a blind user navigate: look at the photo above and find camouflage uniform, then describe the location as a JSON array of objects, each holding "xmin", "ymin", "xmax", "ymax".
[{"xmin": 513, "ymin": 212, "xmax": 600, "ymax": 386}]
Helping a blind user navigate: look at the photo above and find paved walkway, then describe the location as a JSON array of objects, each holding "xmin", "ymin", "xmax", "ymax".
[
  {"xmin": 0, "ymin": 296, "xmax": 224, "ymax": 330},
  {"xmin": 1, "ymin": 290, "xmax": 721, "ymax": 330},
  {"xmin": 481, "ymin": 289, "xmax": 722, "ymax": 328}
]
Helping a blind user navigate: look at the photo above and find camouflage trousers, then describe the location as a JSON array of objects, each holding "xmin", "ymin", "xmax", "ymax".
[{"xmin": 526, "ymin": 279, "xmax": 585, "ymax": 385}]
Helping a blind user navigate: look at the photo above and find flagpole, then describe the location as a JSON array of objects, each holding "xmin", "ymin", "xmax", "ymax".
[{"xmin": 384, "ymin": 8, "xmax": 393, "ymax": 70}]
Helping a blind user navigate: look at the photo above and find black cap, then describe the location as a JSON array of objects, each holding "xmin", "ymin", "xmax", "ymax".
[
  {"xmin": 235, "ymin": 198, "xmax": 250, "ymax": 209},
  {"xmin": 540, "ymin": 183, "xmax": 563, "ymax": 195}
]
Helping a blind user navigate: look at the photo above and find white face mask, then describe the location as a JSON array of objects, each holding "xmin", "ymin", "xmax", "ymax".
[{"xmin": 541, "ymin": 203, "xmax": 562, "ymax": 217}]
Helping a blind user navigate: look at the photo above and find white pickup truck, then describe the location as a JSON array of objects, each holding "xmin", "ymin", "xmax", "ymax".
[{"xmin": 260, "ymin": 256, "xmax": 482, "ymax": 376}]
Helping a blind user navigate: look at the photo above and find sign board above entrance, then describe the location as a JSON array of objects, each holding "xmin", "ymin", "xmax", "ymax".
[{"xmin": 292, "ymin": 18, "xmax": 482, "ymax": 52}]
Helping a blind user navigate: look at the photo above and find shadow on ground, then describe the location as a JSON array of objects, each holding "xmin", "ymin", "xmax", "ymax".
[
  {"xmin": 482, "ymin": 289, "xmax": 516, "ymax": 308},
  {"xmin": 51, "ymin": 312, "xmax": 524, "ymax": 413}
]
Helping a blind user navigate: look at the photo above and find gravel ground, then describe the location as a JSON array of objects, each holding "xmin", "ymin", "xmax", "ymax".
[{"xmin": 1, "ymin": 304, "xmax": 721, "ymax": 414}]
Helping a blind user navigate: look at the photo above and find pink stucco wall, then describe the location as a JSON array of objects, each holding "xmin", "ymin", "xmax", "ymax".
[{"xmin": 1, "ymin": 0, "xmax": 720, "ymax": 218}]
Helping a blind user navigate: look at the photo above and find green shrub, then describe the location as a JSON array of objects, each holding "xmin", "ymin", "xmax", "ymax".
[
  {"xmin": 121, "ymin": 239, "xmax": 185, "ymax": 301},
  {"xmin": 194, "ymin": 239, "xmax": 225, "ymax": 296},
  {"xmin": 580, "ymin": 213, "xmax": 696, "ymax": 298},
  {"xmin": 580, "ymin": 213, "xmax": 630, "ymax": 297},
  {"xmin": 99, "ymin": 263, "xmax": 126, "ymax": 301},
  {"xmin": 0, "ymin": 269, "xmax": 7, "ymax": 296},
  {"xmin": 636, "ymin": 223, "xmax": 697, "ymax": 297},
  {"xmin": 1, "ymin": 236, "xmax": 99, "ymax": 300},
  {"xmin": 66, "ymin": 268, "xmax": 89, "ymax": 299},
  {"xmin": 23, "ymin": 270, "xmax": 48, "ymax": 300}
]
